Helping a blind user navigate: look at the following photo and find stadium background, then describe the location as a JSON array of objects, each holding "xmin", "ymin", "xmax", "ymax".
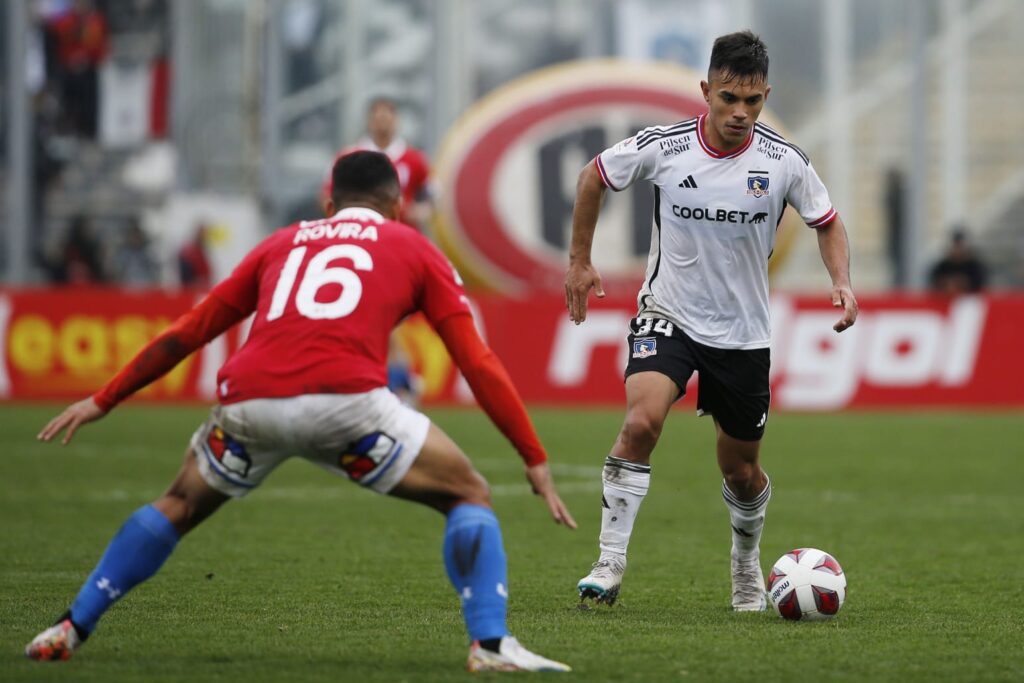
[
  {"xmin": 1, "ymin": 0, "xmax": 1023, "ymax": 408},
  {"xmin": 1, "ymin": 2, "xmax": 1022, "ymax": 681}
]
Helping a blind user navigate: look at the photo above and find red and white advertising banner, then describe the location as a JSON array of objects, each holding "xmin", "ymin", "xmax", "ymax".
[
  {"xmin": 1, "ymin": 289, "xmax": 1021, "ymax": 410},
  {"xmin": 0, "ymin": 289, "xmax": 249, "ymax": 403}
]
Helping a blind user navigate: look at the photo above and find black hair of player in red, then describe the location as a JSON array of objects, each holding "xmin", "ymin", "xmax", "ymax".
[
  {"xmin": 708, "ymin": 30, "xmax": 769, "ymax": 83},
  {"xmin": 331, "ymin": 150, "xmax": 401, "ymax": 208}
]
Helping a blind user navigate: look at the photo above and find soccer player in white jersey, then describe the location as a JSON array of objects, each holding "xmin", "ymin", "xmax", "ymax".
[{"xmin": 564, "ymin": 31, "xmax": 858, "ymax": 610}]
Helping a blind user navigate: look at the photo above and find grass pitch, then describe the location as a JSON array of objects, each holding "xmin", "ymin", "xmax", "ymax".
[{"xmin": 1, "ymin": 404, "xmax": 1022, "ymax": 682}]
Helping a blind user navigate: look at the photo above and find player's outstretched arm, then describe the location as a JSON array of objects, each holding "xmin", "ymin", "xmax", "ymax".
[
  {"xmin": 38, "ymin": 294, "xmax": 247, "ymax": 446},
  {"xmin": 565, "ymin": 160, "xmax": 607, "ymax": 325},
  {"xmin": 38, "ymin": 397, "xmax": 107, "ymax": 445},
  {"xmin": 436, "ymin": 313, "xmax": 577, "ymax": 529},
  {"xmin": 815, "ymin": 216, "xmax": 858, "ymax": 332}
]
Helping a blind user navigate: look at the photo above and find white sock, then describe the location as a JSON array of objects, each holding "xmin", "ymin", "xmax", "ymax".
[
  {"xmin": 598, "ymin": 456, "xmax": 651, "ymax": 557},
  {"xmin": 722, "ymin": 474, "xmax": 771, "ymax": 560}
]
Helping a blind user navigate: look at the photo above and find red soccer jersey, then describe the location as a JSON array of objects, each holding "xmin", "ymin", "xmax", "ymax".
[
  {"xmin": 210, "ymin": 207, "xmax": 469, "ymax": 404},
  {"xmin": 321, "ymin": 139, "xmax": 430, "ymax": 224}
]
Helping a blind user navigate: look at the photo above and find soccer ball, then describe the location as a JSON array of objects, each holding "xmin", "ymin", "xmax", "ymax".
[{"xmin": 767, "ymin": 548, "xmax": 846, "ymax": 621}]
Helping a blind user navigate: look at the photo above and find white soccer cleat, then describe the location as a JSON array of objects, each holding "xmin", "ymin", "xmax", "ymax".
[
  {"xmin": 25, "ymin": 618, "xmax": 82, "ymax": 661},
  {"xmin": 731, "ymin": 548, "xmax": 768, "ymax": 611},
  {"xmin": 577, "ymin": 554, "xmax": 626, "ymax": 605},
  {"xmin": 467, "ymin": 636, "xmax": 571, "ymax": 672}
]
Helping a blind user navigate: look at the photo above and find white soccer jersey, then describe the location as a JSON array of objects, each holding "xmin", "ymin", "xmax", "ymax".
[{"xmin": 596, "ymin": 114, "xmax": 836, "ymax": 349}]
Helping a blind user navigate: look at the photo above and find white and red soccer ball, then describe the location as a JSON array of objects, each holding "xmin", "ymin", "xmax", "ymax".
[{"xmin": 768, "ymin": 548, "xmax": 846, "ymax": 621}]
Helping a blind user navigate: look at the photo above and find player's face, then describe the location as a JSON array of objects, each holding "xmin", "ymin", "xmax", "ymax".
[
  {"xmin": 367, "ymin": 104, "xmax": 397, "ymax": 143},
  {"xmin": 700, "ymin": 72, "xmax": 770, "ymax": 149}
]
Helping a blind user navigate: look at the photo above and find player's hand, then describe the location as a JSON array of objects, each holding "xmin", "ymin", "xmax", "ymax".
[
  {"xmin": 525, "ymin": 463, "xmax": 578, "ymax": 529},
  {"xmin": 38, "ymin": 397, "xmax": 107, "ymax": 445},
  {"xmin": 565, "ymin": 261, "xmax": 605, "ymax": 325},
  {"xmin": 831, "ymin": 285, "xmax": 859, "ymax": 332}
]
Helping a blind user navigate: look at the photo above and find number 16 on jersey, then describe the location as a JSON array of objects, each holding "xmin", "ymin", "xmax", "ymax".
[{"xmin": 267, "ymin": 245, "xmax": 374, "ymax": 321}]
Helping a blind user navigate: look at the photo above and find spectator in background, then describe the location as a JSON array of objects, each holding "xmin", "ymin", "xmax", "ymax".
[
  {"xmin": 178, "ymin": 223, "xmax": 212, "ymax": 288},
  {"xmin": 48, "ymin": 215, "xmax": 106, "ymax": 284},
  {"xmin": 47, "ymin": 0, "xmax": 108, "ymax": 138},
  {"xmin": 322, "ymin": 98, "xmax": 433, "ymax": 406},
  {"xmin": 322, "ymin": 97, "xmax": 432, "ymax": 229},
  {"xmin": 113, "ymin": 218, "xmax": 159, "ymax": 287},
  {"xmin": 929, "ymin": 228, "xmax": 988, "ymax": 295}
]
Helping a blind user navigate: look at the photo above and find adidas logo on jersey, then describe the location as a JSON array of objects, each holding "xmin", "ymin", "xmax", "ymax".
[{"xmin": 678, "ymin": 175, "xmax": 699, "ymax": 189}]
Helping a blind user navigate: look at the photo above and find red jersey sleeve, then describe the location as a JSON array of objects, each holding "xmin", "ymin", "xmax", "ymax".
[
  {"xmin": 93, "ymin": 234, "xmax": 277, "ymax": 411},
  {"xmin": 407, "ymin": 148, "xmax": 431, "ymax": 200},
  {"xmin": 92, "ymin": 295, "xmax": 246, "ymax": 411},
  {"xmin": 435, "ymin": 313, "xmax": 547, "ymax": 466},
  {"xmin": 416, "ymin": 237, "xmax": 472, "ymax": 326}
]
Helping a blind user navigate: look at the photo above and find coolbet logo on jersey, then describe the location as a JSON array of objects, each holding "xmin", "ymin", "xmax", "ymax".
[
  {"xmin": 671, "ymin": 206, "xmax": 768, "ymax": 223},
  {"xmin": 432, "ymin": 60, "xmax": 801, "ymax": 294}
]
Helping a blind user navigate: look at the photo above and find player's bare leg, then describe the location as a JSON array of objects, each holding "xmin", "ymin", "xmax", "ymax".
[
  {"xmin": 390, "ymin": 423, "xmax": 570, "ymax": 672},
  {"xmin": 26, "ymin": 449, "xmax": 229, "ymax": 661},
  {"xmin": 154, "ymin": 448, "xmax": 233, "ymax": 535},
  {"xmin": 578, "ymin": 372, "xmax": 677, "ymax": 606},
  {"xmin": 715, "ymin": 420, "xmax": 771, "ymax": 611}
]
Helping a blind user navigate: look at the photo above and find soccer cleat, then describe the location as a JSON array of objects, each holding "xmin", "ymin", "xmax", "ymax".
[
  {"xmin": 731, "ymin": 548, "xmax": 767, "ymax": 611},
  {"xmin": 467, "ymin": 636, "xmax": 571, "ymax": 672},
  {"xmin": 25, "ymin": 618, "xmax": 82, "ymax": 661},
  {"xmin": 577, "ymin": 554, "xmax": 626, "ymax": 605}
]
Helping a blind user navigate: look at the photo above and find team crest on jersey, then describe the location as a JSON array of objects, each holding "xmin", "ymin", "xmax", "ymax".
[
  {"xmin": 633, "ymin": 337, "xmax": 658, "ymax": 359},
  {"xmin": 747, "ymin": 174, "xmax": 770, "ymax": 198},
  {"xmin": 206, "ymin": 426, "xmax": 252, "ymax": 478},
  {"xmin": 339, "ymin": 431, "xmax": 398, "ymax": 482}
]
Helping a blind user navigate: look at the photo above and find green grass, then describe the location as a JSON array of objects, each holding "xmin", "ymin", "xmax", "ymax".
[{"xmin": 1, "ymin": 404, "xmax": 1022, "ymax": 682}]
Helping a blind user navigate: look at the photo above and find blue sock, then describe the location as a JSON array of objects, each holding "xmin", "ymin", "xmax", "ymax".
[
  {"xmin": 442, "ymin": 504, "xmax": 509, "ymax": 642},
  {"xmin": 69, "ymin": 504, "xmax": 179, "ymax": 634}
]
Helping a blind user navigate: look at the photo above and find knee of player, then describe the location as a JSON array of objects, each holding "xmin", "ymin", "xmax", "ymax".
[
  {"xmin": 620, "ymin": 410, "xmax": 665, "ymax": 451},
  {"xmin": 722, "ymin": 463, "xmax": 758, "ymax": 493},
  {"xmin": 463, "ymin": 470, "xmax": 492, "ymax": 507},
  {"xmin": 152, "ymin": 492, "xmax": 198, "ymax": 535},
  {"xmin": 447, "ymin": 464, "xmax": 491, "ymax": 508},
  {"xmin": 156, "ymin": 483, "xmax": 217, "ymax": 535}
]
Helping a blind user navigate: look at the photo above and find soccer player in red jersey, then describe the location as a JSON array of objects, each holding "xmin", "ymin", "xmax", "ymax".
[
  {"xmin": 26, "ymin": 152, "xmax": 575, "ymax": 672},
  {"xmin": 321, "ymin": 97, "xmax": 432, "ymax": 229}
]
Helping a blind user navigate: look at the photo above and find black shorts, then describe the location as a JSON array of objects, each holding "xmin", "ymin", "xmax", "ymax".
[{"xmin": 624, "ymin": 317, "xmax": 770, "ymax": 441}]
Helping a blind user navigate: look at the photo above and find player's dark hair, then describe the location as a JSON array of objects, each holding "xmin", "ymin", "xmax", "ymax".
[
  {"xmin": 331, "ymin": 151, "xmax": 401, "ymax": 208},
  {"xmin": 708, "ymin": 30, "xmax": 769, "ymax": 83}
]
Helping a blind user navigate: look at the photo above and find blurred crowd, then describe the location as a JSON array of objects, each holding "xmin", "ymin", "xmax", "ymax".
[
  {"xmin": 42, "ymin": 213, "xmax": 212, "ymax": 289},
  {"xmin": 20, "ymin": 2, "xmax": 1001, "ymax": 296},
  {"xmin": 28, "ymin": 0, "xmax": 173, "ymax": 286}
]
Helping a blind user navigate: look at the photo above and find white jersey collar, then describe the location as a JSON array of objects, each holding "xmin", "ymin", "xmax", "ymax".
[
  {"xmin": 332, "ymin": 206, "xmax": 385, "ymax": 223},
  {"xmin": 357, "ymin": 137, "xmax": 408, "ymax": 161}
]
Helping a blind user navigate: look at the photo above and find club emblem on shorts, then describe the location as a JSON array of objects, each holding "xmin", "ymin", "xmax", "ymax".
[
  {"xmin": 339, "ymin": 432, "xmax": 397, "ymax": 481},
  {"xmin": 632, "ymin": 337, "xmax": 657, "ymax": 359},
  {"xmin": 747, "ymin": 174, "xmax": 770, "ymax": 198},
  {"xmin": 206, "ymin": 427, "xmax": 252, "ymax": 478}
]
